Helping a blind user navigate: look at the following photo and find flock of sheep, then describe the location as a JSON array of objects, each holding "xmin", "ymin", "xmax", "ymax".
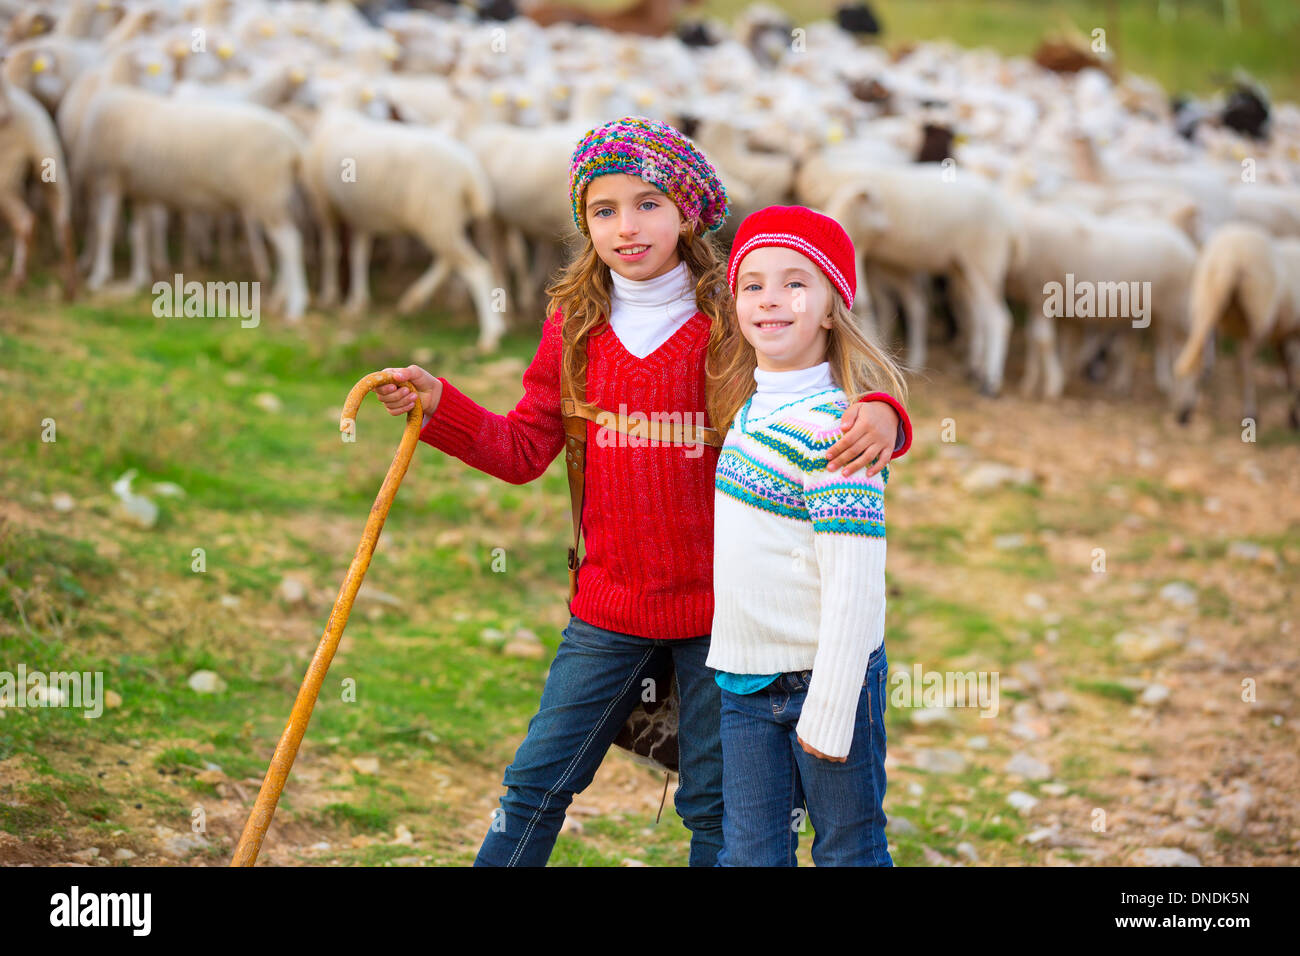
[{"xmin": 3, "ymin": 0, "xmax": 1300, "ymax": 427}]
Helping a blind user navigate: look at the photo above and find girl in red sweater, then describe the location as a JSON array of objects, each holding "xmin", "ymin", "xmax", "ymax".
[{"xmin": 372, "ymin": 116, "xmax": 912, "ymax": 866}]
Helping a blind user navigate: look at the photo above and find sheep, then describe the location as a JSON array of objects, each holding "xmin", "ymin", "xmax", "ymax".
[
  {"xmin": 0, "ymin": 70, "xmax": 76, "ymax": 297},
  {"xmin": 301, "ymin": 77, "xmax": 505, "ymax": 351},
  {"xmin": 1046, "ymin": 179, "xmax": 1202, "ymax": 242},
  {"xmin": 164, "ymin": 58, "xmax": 312, "ymax": 283},
  {"xmin": 72, "ymin": 68, "xmax": 309, "ymax": 319},
  {"xmin": 459, "ymin": 120, "xmax": 580, "ymax": 322},
  {"xmin": 1005, "ymin": 199, "xmax": 1197, "ymax": 401},
  {"xmin": 1226, "ymin": 183, "xmax": 1300, "ymax": 239},
  {"xmin": 1173, "ymin": 223, "xmax": 1300, "ymax": 429},
  {"xmin": 814, "ymin": 158, "xmax": 1018, "ymax": 395},
  {"xmin": 683, "ymin": 111, "xmax": 796, "ymax": 210},
  {"xmin": 1, "ymin": 35, "xmax": 102, "ymax": 113},
  {"xmin": 2, "ymin": 5, "xmax": 59, "ymax": 46}
]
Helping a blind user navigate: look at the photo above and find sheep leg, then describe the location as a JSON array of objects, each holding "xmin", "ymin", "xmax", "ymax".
[
  {"xmin": 181, "ymin": 213, "xmax": 201, "ymax": 273},
  {"xmin": 527, "ymin": 238, "xmax": 563, "ymax": 314},
  {"xmin": 1108, "ymin": 328, "xmax": 1135, "ymax": 397},
  {"xmin": 1154, "ymin": 322, "xmax": 1176, "ymax": 396},
  {"xmin": 199, "ymin": 212, "xmax": 220, "ymax": 265},
  {"xmin": 264, "ymin": 218, "xmax": 307, "ymax": 321},
  {"xmin": 0, "ymin": 192, "xmax": 35, "ymax": 292},
  {"xmin": 148, "ymin": 203, "xmax": 170, "ymax": 275},
  {"xmin": 216, "ymin": 211, "xmax": 236, "ymax": 268},
  {"xmin": 1025, "ymin": 307, "xmax": 1064, "ymax": 399},
  {"xmin": 86, "ymin": 186, "xmax": 122, "ymax": 291},
  {"xmin": 898, "ymin": 273, "xmax": 929, "ymax": 370},
  {"xmin": 302, "ymin": 181, "xmax": 339, "ymax": 307},
  {"xmin": 42, "ymin": 176, "xmax": 79, "ymax": 300},
  {"xmin": 396, "ymin": 256, "xmax": 452, "ymax": 315},
  {"xmin": 1019, "ymin": 299, "xmax": 1045, "ymax": 398},
  {"xmin": 867, "ymin": 279, "xmax": 897, "ymax": 345},
  {"xmin": 77, "ymin": 207, "xmax": 97, "ymax": 275},
  {"xmin": 57, "ymin": 215, "xmax": 77, "ymax": 301},
  {"xmin": 122, "ymin": 206, "xmax": 151, "ymax": 291},
  {"xmin": 858, "ymin": 256, "xmax": 887, "ymax": 334},
  {"xmin": 505, "ymin": 224, "xmax": 532, "ymax": 319},
  {"xmin": 242, "ymin": 212, "xmax": 271, "ymax": 283},
  {"xmin": 1065, "ymin": 325, "xmax": 1101, "ymax": 381},
  {"xmin": 343, "ymin": 230, "xmax": 372, "ymax": 318},
  {"xmin": 1282, "ymin": 337, "xmax": 1300, "ymax": 430},
  {"xmin": 946, "ymin": 269, "xmax": 983, "ymax": 384},
  {"xmin": 452, "ymin": 235, "xmax": 507, "ymax": 353},
  {"xmin": 953, "ymin": 266, "xmax": 1013, "ymax": 396},
  {"xmin": 1239, "ymin": 339, "xmax": 1260, "ymax": 426},
  {"xmin": 472, "ymin": 215, "xmax": 507, "ymax": 313}
]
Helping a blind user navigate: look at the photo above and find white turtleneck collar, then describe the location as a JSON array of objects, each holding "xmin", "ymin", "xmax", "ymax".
[
  {"xmin": 747, "ymin": 361, "xmax": 835, "ymax": 422},
  {"xmin": 607, "ymin": 260, "xmax": 698, "ymax": 358}
]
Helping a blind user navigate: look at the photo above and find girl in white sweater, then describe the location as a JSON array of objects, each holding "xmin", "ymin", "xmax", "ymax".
[{"xmin": 707, "ymin": 205, "xmax": 910, "ymax": 866}]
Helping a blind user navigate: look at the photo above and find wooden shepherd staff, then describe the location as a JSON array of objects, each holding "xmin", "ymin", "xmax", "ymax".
[{"xmin": 231, "ymin": 371, "xmax": 421, "ymax": 866}]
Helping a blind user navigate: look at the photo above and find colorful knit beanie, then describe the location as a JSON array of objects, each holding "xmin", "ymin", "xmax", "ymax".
[
  {"xmin": 569, "ymin": 115, "xmax": 730, "ymax": 237},
  {"xmin": 727, "ymin": 205, "xmax": 858, "ymax": 310}
]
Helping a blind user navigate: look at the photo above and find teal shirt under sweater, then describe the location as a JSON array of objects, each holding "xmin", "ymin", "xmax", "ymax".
[{"xmin": 715, "ymin": 670, "xmax": 781, "ymax": 694}]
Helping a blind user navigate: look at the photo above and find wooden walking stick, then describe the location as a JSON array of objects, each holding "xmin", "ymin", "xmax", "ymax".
[{"xmin": 230, "ymin": 371, "xmax": 422, "ymax": 866}]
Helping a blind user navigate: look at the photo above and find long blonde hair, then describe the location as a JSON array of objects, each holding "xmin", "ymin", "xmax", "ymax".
[
  {"xmin": 544, "ymin": 215, "xmax": 748, "ymax": 436},
  {"xmin": 708, "ymin": 271, "xmax": 911, "ymax": 440}
]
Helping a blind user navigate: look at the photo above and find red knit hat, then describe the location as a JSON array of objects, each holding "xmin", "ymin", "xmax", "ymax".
[{"xmin": 726, "ymin": 205, "xmax": 857, "ymax": 310}]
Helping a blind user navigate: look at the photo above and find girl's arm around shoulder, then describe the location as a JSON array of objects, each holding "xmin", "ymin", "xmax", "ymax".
[
  {"xmin": 795, "ymin": 430, "xmax": 888, "ymax": 760},
  {"xmin": 856, "ymin": 391, "xmax": 913, "ymax": 459},
  {"xmin": 824, "ymin": 389, "xmax": 912, "ymax": 478},
  {"xmin": 419, "ymin": 313, "xmax": 566, "ymax": 485}
]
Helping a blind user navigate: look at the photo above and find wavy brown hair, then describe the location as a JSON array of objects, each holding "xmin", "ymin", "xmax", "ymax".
[
  {"xmin": 708, "ymin": 270, "xmax": 912, "ymax": 440},
  {"xmin": 544, "ymin": 215, "xmax": 748, "ymax": 437}
]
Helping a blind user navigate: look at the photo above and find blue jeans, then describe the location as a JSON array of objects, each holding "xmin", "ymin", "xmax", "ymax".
[
  {"xmin": 474, "ymin": 613, "xmax": 724, "ymax": 866},
  {"xmin": 716, "ymin": 642, "xmax": 892, "ymax": 867}
]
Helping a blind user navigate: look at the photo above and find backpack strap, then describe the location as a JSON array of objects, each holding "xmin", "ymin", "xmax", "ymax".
[
  {"xmin": 558, "ymin": 326, "xmax": 723, "ymax": 610},
  {"xmin": 559, "ymin": 335, "xmax": 588, "ymax": 611}
]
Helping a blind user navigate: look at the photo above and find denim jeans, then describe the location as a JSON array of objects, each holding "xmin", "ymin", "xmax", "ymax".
[
  {"xmin": 474, "ymin": 613, "xmax": 724, "ymax": 866},
  {"xmin": 716, "ymin": 641, "xmax": 892, "ymax": 867}
]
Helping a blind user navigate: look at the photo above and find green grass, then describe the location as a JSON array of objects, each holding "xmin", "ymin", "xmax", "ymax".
[
  {"xmin": 0, "ymin": 284, "xmax": 586, "ymax": 862},
  {"xmin": 698, "ymin": 0, "xmax": 1300, "ymax": 101}
]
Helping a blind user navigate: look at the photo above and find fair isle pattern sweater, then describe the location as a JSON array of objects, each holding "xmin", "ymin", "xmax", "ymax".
[{"xmin": 707, "ymin": 385, "xmax": 889, "ymax": 759}]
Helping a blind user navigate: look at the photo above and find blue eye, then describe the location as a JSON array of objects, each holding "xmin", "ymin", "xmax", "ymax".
[
  {"xmin": 742, "ymin": 283, "xmax": 760, "ymax": 292},
  {"xmin": 640, "ymin": 200, "xmax": 658, "ymax": 210},
  {"xmin": 788, "ymin": 281, "xmax": 804, "ymax": 288}
]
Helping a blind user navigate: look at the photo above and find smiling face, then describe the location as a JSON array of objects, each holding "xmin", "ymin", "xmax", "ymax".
[
  {"xmin": 734, "ymin": 246, "xmax": 835, "ymax": 373},
  {"xmin": 583, "ymin": 173, "xmax": 688, "ymax": 280}
]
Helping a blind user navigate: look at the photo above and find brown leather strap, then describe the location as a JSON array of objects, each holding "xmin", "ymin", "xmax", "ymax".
[
  {"xmin": 560, "ymin": 396, "xmax": 723, "ymax": 448},
  {"xmin": 558, "ymin": 327, "xmax": 722, "ymax": 610},
  {"xmin": 560, "ymin": 338, "xmax": 587, "ymax": 611}
]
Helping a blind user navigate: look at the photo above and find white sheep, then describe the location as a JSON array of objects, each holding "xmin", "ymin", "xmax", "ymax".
[
  {"xmin": 301, "ymin": 77, "xmax": 505, "ymax": 350},
  {"xmin": 1227, "ymin": 183, "xmax": 1300, "ymax": 239},
  {"xmin": 460, "ymin": 120, "xmax": 580, "ymax": 323},
  {"xmin": 72, "ymin": 72, "xmax": 309, "ymax": 318},
  {"xmin": 1005, "ymin": 199, "xmax": 1197, "ymax": 400},
  {"xmin": 0, "ymin": 70, "xmax": 76, "ymax": 297},
  {"xmin": 815, "ymin": 158, "xmax": 1018, "ymax": 395},
  {"xmin": 1173, "ymin": 223, "xmax": 1300, "ymax": 428}
]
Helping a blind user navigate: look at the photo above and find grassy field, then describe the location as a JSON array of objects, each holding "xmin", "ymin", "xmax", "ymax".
[
  {"xmin": 2, "ymin": 260, "xmax": 1298, "ymax": 866},
  {"xmin": 698, "ymin": 0, "xmax": 1300, "ymax": 102}
]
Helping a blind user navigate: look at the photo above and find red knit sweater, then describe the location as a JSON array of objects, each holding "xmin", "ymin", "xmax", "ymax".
[{"xmin": 418, "ymin": 309, "xmax": 912, "ymax": 640}]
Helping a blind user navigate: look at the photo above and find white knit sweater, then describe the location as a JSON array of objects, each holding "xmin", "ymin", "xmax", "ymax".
[{"xmin": 707, "ymin": 363, "xmax": 889, "ymax": 759}]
